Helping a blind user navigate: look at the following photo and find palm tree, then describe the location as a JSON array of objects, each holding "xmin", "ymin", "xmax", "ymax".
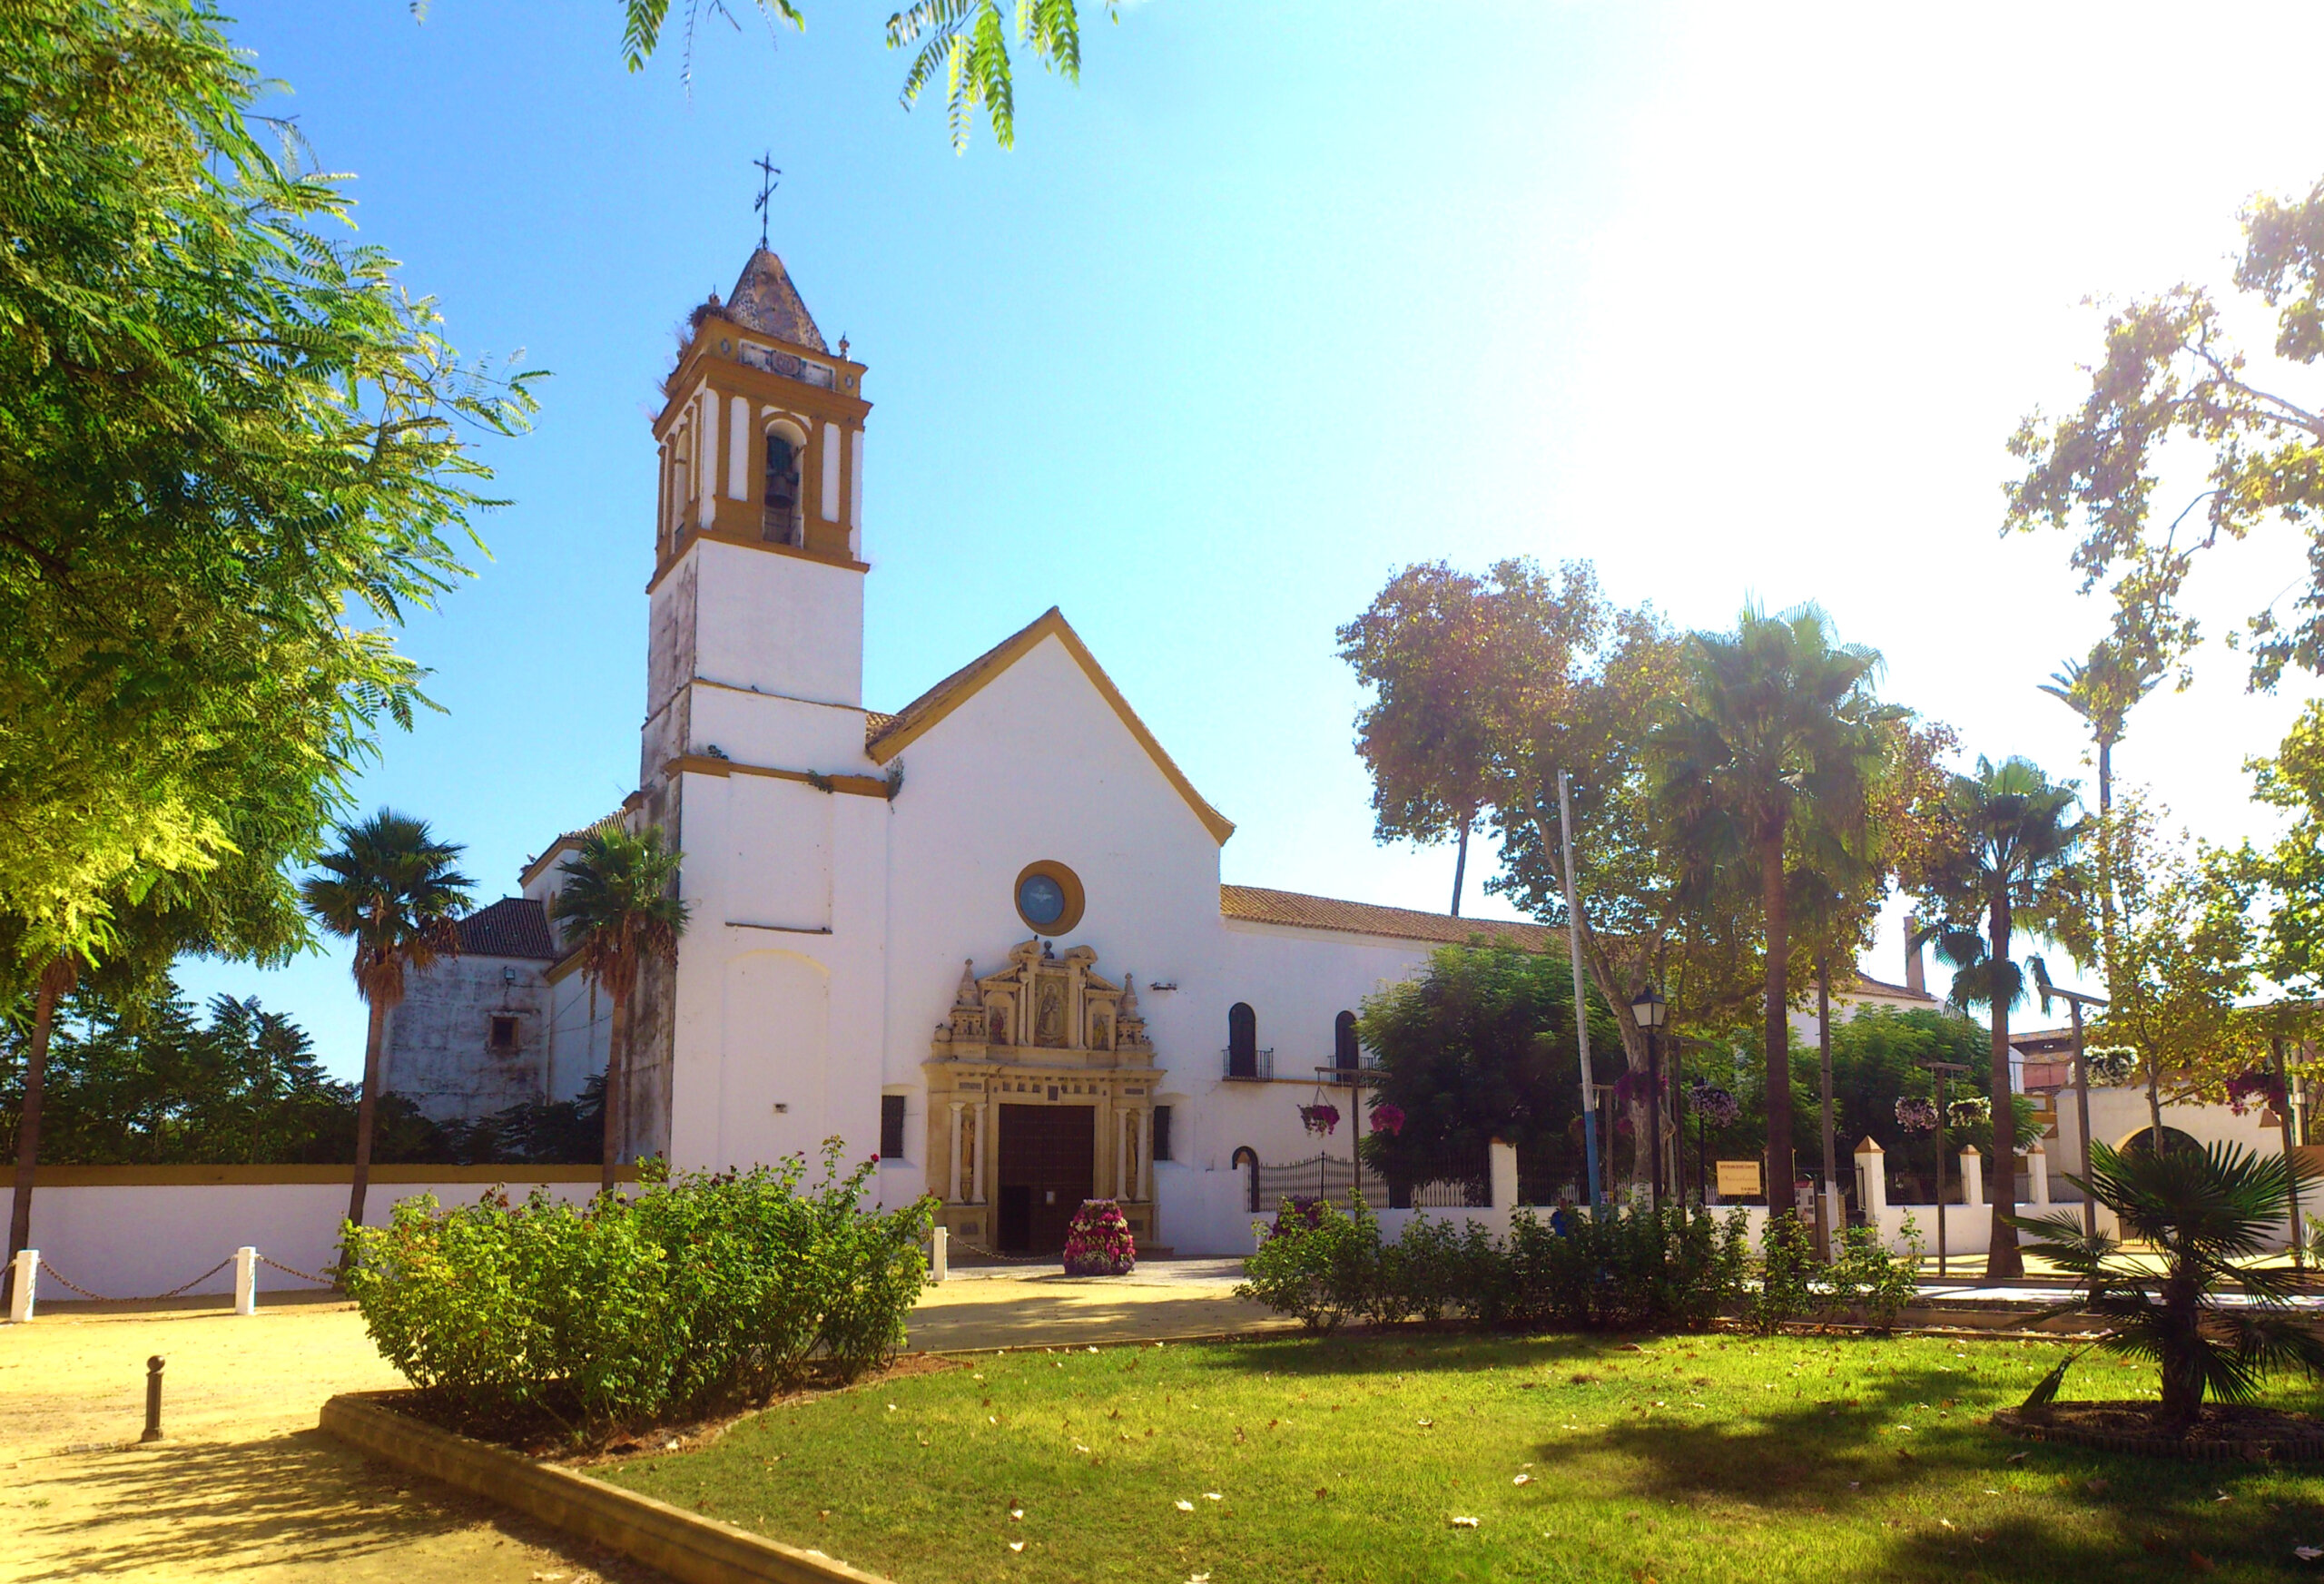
[
  {"xmin": 2037, "ymin": 635, "xmax": 2163, "ymax": 817},
  {"xmin": 1921, "ymin": 757, "xmax": 2080, "ymax": 1279},
  {"xmin": 550, "ymin": 824, "xmax": 690, "ymax": 1193},
  {"xmin": 300, "ymin": 812, "xmax": 472, "ymax": 1240},
  {"xmin": 1653, "ymin": 605, "xmax": 1892, "ymax": 1223},
  {"xmin": 2009, "ymin": 1139, "xmax": 2324, "ymax": 1430}
]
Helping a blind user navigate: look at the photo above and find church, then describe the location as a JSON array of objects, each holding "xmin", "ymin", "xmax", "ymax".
[{"xmin": 381, "ymin": 243, "xmax": 1551, "ymax": 1257}]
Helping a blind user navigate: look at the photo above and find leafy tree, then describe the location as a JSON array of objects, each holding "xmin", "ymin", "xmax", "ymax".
[
  {"xmin": 616, "ymin": 0, "xmax": 1118, "ymax": 151},
  {"xmin": 1917, "ymin": 756, "xmax": 2082, "ymax": 1277},
  {"xmin": 1651, "ymin": 605, "xmax": 1896, "ymax": 1222},
  {"xmin": 2240, "ymin": 704, "xmax": 2324, "ymax": 1008},
  {"xmin": 2010, "ymin": 1141, "xmax": 2324, "ymax": 1431},
  {"xmin": 1340, "ymin": 559, "xmax": 1597, "ymax": 917},
  {"xmin": 300, "ymin": 812, "xmax": 474, "ymax": 1237},
  {"xmin": 2063, "ymin": 792, "xmax": 2256, "ymax": 1136},
  {"xmin": 1354, "ymin": 943, "xmax": 1612, "ymax": 1199},
  {"xmin": 1, "ymin": 0, "xmax": 536, "ymax": 969},
  {"xmin": 551, "ymin": 826, "xmax": 691, "ymax": 1193},
  {"xmin": 2006, "ymin": 173, "xmax": 2324, "ymax": 693}
]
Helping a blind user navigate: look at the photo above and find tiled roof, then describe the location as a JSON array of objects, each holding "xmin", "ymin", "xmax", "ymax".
[
  {"xmin": 864, "ymin": 710, "xmax": 896, "ymax": 743},
  {"xmin": 866, "ymin": 611, "xmax": 1049, "ymax": 759},
  {"xmin": 457, "ymin": 897, "xmax": 559, "ymax": 960},
  {"xmin": 518, "ymin": 809, "xmax": 626, "ymax": 888},
  {"xmin": 721, "ymin": 248, "xmax": 828, "ymax": 354},
  {"xmin": 1848, "ymin": 973, "xmax": 1937, "ymax": 1003},
  {"xmin": 1220, "ymin": 885, "xmax": 1554, "ymax": 949}
]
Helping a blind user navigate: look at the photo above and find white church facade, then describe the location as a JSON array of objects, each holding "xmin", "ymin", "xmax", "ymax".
[{"xmin": 382, "ymin": 245, "xmax": 1553, "ymax": 1255}]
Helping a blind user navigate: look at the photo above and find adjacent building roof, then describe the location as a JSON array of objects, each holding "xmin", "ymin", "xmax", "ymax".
[
  {"xmin": 518, "ymin": 809, "xmax": 626, "ymax": 889},
  {"xmin": 1221, "ymin": 885, "xmax": 1554, "ymax": 949},
  {"xmin": 867, "ymin": 607, "xmax": 1236, "ymax": 846},
  {"xmin": 721, "ymin": 248, "xmax": 828, "ymax": 354},
  {"xmin": 1847, "ymin": 973, "xmax": 1938, "ymax": 1004},
  {"xmin": 457, "ymin": 897, "xmax": 560, "ymax": 960}
]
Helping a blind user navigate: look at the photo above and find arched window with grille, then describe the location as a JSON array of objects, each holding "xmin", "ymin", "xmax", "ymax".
[
  {"xmin": 1227, "ymin": 1002, "xmax": 1257, "ymax": 1078},
  {"xmin": 1334, "ymin": 1009, "xmax": 1359, "ymax": 1070}
]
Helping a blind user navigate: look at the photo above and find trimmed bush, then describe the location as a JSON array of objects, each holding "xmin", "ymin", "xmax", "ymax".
[
  {"xmin": 1064, "ymin": 1198, "xmax": 1136, "ymax": 1275},
  {"xmin": 342, "ymin": 1142, "xmax": 935, "ymax": 1436}
]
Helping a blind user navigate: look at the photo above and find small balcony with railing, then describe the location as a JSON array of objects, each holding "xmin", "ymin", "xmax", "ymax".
[{"xmin": 1221, "ymin": 1047, "xmax": 1275, "ymax": 1082}]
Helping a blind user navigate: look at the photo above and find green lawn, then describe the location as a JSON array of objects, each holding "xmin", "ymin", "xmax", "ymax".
[{"xmin": 593, "ymin": 1331, "xmax": 2324, "ymax": 1582}]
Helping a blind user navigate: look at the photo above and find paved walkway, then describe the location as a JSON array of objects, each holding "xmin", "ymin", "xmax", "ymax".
[{"xmin": 0, "ymin": 1260, "xmax": 1281, "ymax": 1582}]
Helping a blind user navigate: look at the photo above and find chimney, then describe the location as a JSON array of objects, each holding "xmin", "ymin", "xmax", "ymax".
[{"xmin": 1904, "ymin": 913, "xmax": 1926, "ymax": 996}]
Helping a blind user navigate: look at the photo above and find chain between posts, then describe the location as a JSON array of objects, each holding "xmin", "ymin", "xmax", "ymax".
[
  {"xmin": 256, "ymin": 1254, "xmax": 338, "ymax": 1286},
  {"xmin": 34, "ymin": 1255, "xmax": 234, "ymax": 1304}
]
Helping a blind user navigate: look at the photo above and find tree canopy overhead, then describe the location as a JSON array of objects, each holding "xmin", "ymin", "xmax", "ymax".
[{"xmin": 0, "ymin": 0, "xmax": 537, "ymax": 969}]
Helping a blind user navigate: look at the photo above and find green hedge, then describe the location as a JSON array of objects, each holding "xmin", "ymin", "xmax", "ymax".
[
  {"xmin": 1236, "ymin": 1199, "xmax": 1922, "ymax": 1337},
  {"xmin": 342, "ymin": 1144, "xmax": 935, "ymax": 1435}
]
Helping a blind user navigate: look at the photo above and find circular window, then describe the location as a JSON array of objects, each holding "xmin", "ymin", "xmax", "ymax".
[{"xmin": 1014, "ymin": 861, "xmax": 1085, "ymax": 935}]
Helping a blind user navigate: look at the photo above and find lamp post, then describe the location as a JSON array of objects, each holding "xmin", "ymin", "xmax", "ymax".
[
  {"xmin": 2031, "ymin": 959, "xmax": 2107, "ymax": 1249},
  {"xmin": 1631, "ymin": 988, "xmax": 1668, "ymax": 1212},
  {"xmin": 1920, "ymin": 1060, "xmax": 1969, "ymax": 1280}
]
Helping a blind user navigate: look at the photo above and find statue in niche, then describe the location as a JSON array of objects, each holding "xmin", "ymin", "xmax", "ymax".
[
  {"xmin": 1089, "ymin": 1013, "xmax": 1112, "ymax": 1050},
  {"xmin": 1035, "ymin": 980, "xmax": 1066, "ymax": 1048}
]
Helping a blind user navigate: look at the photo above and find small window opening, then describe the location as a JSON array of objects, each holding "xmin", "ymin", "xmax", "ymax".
[
  {"xmin": 1227, "ymin": 1002, "xmax": 1257, "ymax": 1078},
  {"xmin": 1334, "ymin": 1009, "xmax": 1359, "ymax": 1070},
  {"xmin": 763, "ymin": 432, "xmax": 802, "ymax": 546},
  {"xmin": 488, "ymin": 1015, "xmax": 519, "ymax": 1054},
  {"xmin": 880, "ymin": 1094, "xmax": 908, "ymax": 1161},
  {"xmin": 1152, "ymin": 1105, "xmax": 1174, "ymax": 1164}
]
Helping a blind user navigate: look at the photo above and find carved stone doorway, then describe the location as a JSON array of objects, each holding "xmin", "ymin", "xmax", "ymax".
[{"xmin": 996, "ymin": 1103, "xmax": 1095, "ymax": 1254}]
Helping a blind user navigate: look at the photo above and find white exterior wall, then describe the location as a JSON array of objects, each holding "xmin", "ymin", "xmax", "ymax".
[
  {"xmin": 686, "ymin": 538, "xmax": 863, "ymax": 708},
  {"xmin": 2, "ymin": 1176, "xmax": 614, "ymax": 1303}
]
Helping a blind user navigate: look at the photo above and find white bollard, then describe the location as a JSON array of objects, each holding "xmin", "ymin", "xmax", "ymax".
[
  {"xmin": 1960, "ymin": 1146, "xmax": 1984, "ymax": 1209},
  {"xmin": 9, "ymin": 1248, "xmax": 35, "ymax": 1323},
  {"xmin": 1488, "ymin": 1137, "xmax": 1520, "ymax": 1213},
  {"xmin": 234, "ymin": 1246, "xmax": 258, "ymax": 1315},
  {"xmin": 2027, "ymin": 1142, "xmax": 2050, "ymax": 1207},
  {"xmin": 930, "ymin": 1226, "xmax": 949, "ymax": 1284},
  {"xmin": 1853, "ymin": 1137, "xmax": 1887, "ymax": 1219}
]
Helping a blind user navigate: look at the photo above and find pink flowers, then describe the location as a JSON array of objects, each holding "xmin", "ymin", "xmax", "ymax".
[
  {"xmin": 1298, "ymin": 1103, "xmax": 1341, "ymax": 1136},
  {"xmin": 1370, "ymin": 1103, "xmax": 1407, "ymax": 1136},
  {"xmin": 1063, "ymin": 1199, "xmax": 1136, "ymax": 1276}
]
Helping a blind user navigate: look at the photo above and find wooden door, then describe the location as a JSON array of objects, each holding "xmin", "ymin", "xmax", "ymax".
[{"xmin": 997, "ymin": 1104, "xmax": 1096, "ymax": 1254}]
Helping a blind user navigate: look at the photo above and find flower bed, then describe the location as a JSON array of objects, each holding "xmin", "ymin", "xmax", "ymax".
[{"xmin": 1062, "ymin": 1198, "xmax": 1135, "ymax": 1276}]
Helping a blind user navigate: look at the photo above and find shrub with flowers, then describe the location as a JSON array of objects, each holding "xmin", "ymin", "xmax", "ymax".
[
  {"xmin": 2227, "ymin": 1068, "xmax": 2288, "ymax": 1117},
  {"xmin": 1063, "ymin": 1198, "xmax": 1136, "ymax": 1276},
  {"xmin": 1370, "ymin": 1102, "xmax": 1407, "ymax": 1136}
]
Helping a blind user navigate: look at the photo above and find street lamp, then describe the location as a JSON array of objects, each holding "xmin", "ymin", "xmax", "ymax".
[
  {"xmin": 1632, "ymin": 988, "xmax": 1668, "ymax": 1212},
  {"xmin": 1919, "ymin": 1060, "xmax": 1970, "ymax": 1280}
]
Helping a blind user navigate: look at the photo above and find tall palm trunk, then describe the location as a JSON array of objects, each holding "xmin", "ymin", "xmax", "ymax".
[
  {"xmin": 602, "ymin": 986, "xmax": 630, "ymax": 1195},
  {"xmin": 347, "ymin": 995, "xmax": 389, "ymax": 1241},
  {"xmin": 1817, "ymin": 959, "xmax": 1837, "ymax": 1259},
  {"xmin": 6, "ymin": 957, "xmax": 73, "ymax": 1294},
  {"xmin": 1986, "ymin": 894, "xmax": 2025, "ymax": 1278},
  {"xmin": 1760, "ymin": 834, "xmax": 1796, "ymax": 1220}
]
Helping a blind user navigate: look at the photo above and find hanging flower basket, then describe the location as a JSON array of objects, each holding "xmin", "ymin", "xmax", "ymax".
[
  {"xmin": 2227, "ymin": 1069, "xmax": 2287, "ymax": 1117},
  {"xmin": 1689, "ymin": 1082, "xmax": 1739, "ymax": 1128},
  {"xmin": 2084, "ymin": 1047, "xmax": 2139, "ymax": 1087},
  {"xmin": 1063, "ymin": 1198, "xmax": 1136, "ymax": 1276},
  {"xmin": 1370, "ymin": 1102, "xmax": 1407, "ymax": 1136},
  {"xmin": 1298, "ymin": 1102, "xmax": 1341, "ymax": 1136},
  {"xmin": 1896, "ymin": 1097, "xmax": 1938, "ymax": 1134},
  {"xmin": 1947, "ymin": 1096, "xmax": 1992, "ymax": 1132}
]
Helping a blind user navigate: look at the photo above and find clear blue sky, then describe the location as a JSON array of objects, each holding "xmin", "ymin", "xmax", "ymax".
[{"xmin": 181, "ymin": 1, "xmax": 2324, "ymax": 1077}]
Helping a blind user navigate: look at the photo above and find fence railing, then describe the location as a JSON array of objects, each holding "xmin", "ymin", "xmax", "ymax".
[{"xmin": 1221, "ymin": 1047, "xmax": 1275, "ymax": 1081}]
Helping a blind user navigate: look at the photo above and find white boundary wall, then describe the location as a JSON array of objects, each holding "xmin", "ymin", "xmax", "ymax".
[{"xmin": 1, "ymin": 1172, "xmax": 617, "ymax": 1304}]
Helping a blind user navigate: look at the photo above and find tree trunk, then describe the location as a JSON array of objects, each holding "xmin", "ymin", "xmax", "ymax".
[
  {"xmin": 2158, "ymin": 1274, "xmax": 2203, "ymax": 1431},
  {"xmin": 602, "ymin": 986, "xmax": 630, "ymax": 1195},
  {"xmin": 346, "ymin": 994, "xmax": 389, "ymax": 1252},
  {"xmin": 1449, "ymin": 818, "xmax": 1471, "ymax": 919},
  {"xmin": 5, "ymin": 958, "xmax": 72, "ymax": 1298},
  {"xmin": 1760, "ymin": 835, "xmax": 1797, "ymax": 1222},
  {"xmin": 1817, "ymin": 959, "xmax": 1837, "ymax": 1260},
  {"xmin": 1985, "ymin": 897, "xmax": 2025, "ymax": 1279},
  {"xmin": 2145, "ymin": 1058, "xmax": 2166, "ymax": 1145}
]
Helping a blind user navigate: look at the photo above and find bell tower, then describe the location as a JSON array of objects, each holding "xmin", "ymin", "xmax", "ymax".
[{"xmin": 642, "ymin": 246, "xmax": 872, "ymax": 779}]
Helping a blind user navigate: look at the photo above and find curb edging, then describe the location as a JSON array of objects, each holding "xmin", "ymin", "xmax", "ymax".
[
  {"xmin": 319, "ymin": 1392, "xmax": 890, "ymax": 1584},
  {"xmin": 1991, "ymin": 1406, "xmax": 2324, "ymax": 1462}
]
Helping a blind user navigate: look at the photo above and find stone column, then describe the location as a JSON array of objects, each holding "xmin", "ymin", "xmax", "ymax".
[
  {"xmin": 973, "ymin": 1101, "xmax": 990, "ymax": 1205},
  {"xmin": 2027, "ymin": 1141, "xmax": 2050, "ymax": 1206},
  {"xmin": 233, "ymin": 1246, "xmax": 257, "ymax": 1316},
  {"xmin": 1488, "ymin": 1137, "xmax": 1520, "ymax": 1212},
  {"xmin": 1960, "ymin": 1146, "xmax": 1984, "ymax": 1208},
  {"xmin": 948, "ymin": 1102, "xmax": 965, "ymax": 1204},
  {"xmin": 1137, "ymin": 1107, "xmax": 1154, "ymax": 1203},
  {"xmin": 1853, "ymin": 1137, "xmax": 1887, "ymax": 1219}
]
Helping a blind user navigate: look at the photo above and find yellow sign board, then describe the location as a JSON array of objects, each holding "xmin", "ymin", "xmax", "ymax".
[{"xmin": 1715, "ymin": 1159, "xmax": 1762, "ymax": 1196}]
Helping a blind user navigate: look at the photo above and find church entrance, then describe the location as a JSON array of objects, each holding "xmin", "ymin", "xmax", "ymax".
[{"xmin": 995, "ymin": 1103, "xmax": 1096, "ymax": 1254}]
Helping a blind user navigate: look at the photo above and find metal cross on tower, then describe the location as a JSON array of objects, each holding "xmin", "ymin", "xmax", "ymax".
[{"xmin": 753, "ymin": 152, "xmax": 782, "ymax": 250}]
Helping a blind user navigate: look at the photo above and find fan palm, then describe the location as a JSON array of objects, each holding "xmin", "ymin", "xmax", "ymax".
[
  {"xmin": 2009, "ymin": 1139, "xmax": 2324, "ymax": 1430},
  {"xmin": 550, "ymin": 824, "xmax": 690, "ymax": 1193},
  {"xmin": 1652, "ymin": 604, "xmax": 1893, "ymax": 1222},
  {"xmin": 301, "ymin": 812, "xmax": 472, "ymax": 1240},
  {"xmin": 2037, "ymin": 636, "xmax": 2163, "ymax": 817},
  {"xmin": 1920, "ymin": 757, "xmax": 2080, "ymax": 1277}
]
